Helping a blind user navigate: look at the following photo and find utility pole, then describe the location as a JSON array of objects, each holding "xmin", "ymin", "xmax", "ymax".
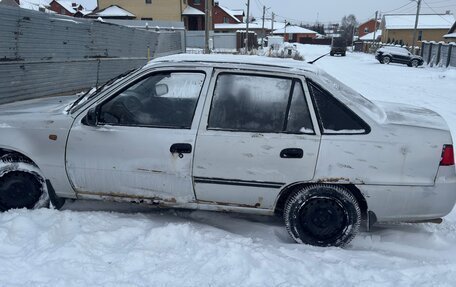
[
  {"xmin": 261, "ymin": 5, "xmax": 266, "ymax": 48},
  {"xmin": 271, "ymin": 12, "xmax": 275, "ymax": 32},
  {"xmin": 245, "ymin": 0, "xmax": 251, "ymax": 52},
  {"xmin": 372, "ymin": 10, "xmax": 378, "ymax": 45},
  {"xmin": 204, "ymin": 0, "xmax": 211, "ymax": 54},
  {"xmin": 411, "ymin": 0, "xmax": 422, "ymax": 55}
]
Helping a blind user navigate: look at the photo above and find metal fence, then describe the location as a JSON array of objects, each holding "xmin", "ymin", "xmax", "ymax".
[
  {"xmin": 186, "ymin": 31, "xmax": 237, "ymax": 51},
  {"xmin": 0, "ymin": 5, "xmax": 184, "ymax": 104},
  {"xmin": 422, "ymin": 41, "xmax": 456, "ymax": 68}
]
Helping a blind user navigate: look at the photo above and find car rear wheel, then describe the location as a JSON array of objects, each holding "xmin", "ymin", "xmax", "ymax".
[
  {"xmin": 0, "ymin": 155, "xmax": 49, "ymax": 211},
  {"xmin": 284, "ymin": 184, "xmax": 361, "ymax": 247},
  {"xmin": 382, "ymin": 56, "xmax": 391, "ymax": 64},
  {"xmin": 411, "ymin": 59, "xmax": 419, "ymax": 67}
]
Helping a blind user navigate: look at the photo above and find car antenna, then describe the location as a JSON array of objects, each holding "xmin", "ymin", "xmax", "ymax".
[{"xmin": 307, "ymin": 53, "xmax": 329, "ymax": 64}]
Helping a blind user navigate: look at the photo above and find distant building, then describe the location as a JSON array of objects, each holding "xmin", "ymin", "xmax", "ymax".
[
  {"xmin": 49, "ymin": 1, "xmax": 84, "ymax": 17},
  {"xmin": 444, "ymin": 21, "xmax": 456, "ymax": 42},
  {"xmin": 358, "ymin": 18, "xmax": 380, "ymax": 38},
  {"xmin": 380, "ymin": 13, "xmax": 454, "ymax": 45},
  {"xmin": 272, "ymin": 25, "xmax": 318, "ymax": 43},
  {"xmin": 87, "ymin": 5, "xmax": 136, "ymax": 19},
  {"xmin": 212, "ymin": 2, "xmax": 244, "ymax": 24},
  {"xmin": 96, "ymin": 0, "xmax": 184, "ymax": 21}
]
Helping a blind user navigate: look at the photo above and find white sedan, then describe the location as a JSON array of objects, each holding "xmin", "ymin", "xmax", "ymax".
[{"xmin": 0, "ymin": 54, "xmax": 455, "ymax": 247}]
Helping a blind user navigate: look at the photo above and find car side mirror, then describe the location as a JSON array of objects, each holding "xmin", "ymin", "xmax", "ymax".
[
  {"xmin": 155, "ymin": 84, "xmax": 169, "ymax": 97},
  {"xmin": 82, "ymin": 107, "xmax": 98, "ymax": 126}
]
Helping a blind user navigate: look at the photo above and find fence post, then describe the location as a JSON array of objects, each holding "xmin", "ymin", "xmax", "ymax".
[
  {"xmin": 447, "ymin": 44, "xmax": 452, "ymax": 68},
  {"xmin": 436, "ymin": 42, "xmax": 442, "ymax": 66},
  {"xmin": 420, "ymin": 41, "xmax": 425, "ymax": 57},
  {"xmin": 427, "ymin": 43, "xmax": 433, "ymax": 65}
]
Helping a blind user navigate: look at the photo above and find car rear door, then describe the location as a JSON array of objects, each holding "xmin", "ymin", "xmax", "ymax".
[
  {"xmin": 66, "ymin": 67, "xmax": 211, "ymax": 204},
  {"xmin": 193, "ymin": 70, "xmax": 321, "ymax": 209}
]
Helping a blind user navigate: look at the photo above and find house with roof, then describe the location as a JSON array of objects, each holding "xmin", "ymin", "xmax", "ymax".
[
  {"xmin": 358, "ymin": 18, "xmax": 380, "ymax": 38},
  {"xmin": 87, "ymin": 5, "xmax": 135, "ymax": 19},
  {"xmin": 212, "ymin": 2, "xmax": 243, "ymax": 24},
  {"xmin": 444, "ymin": 21, "xmax": 456, "ymax": 42},
  {"xmin": 380, "ymin": 13, "xmax": 455, "ymax": 45},
  {"xmin": 272, "ymin": 25, "xmax": 318, "ymax": 43},
  {"xmin": 49, "ymin": 1, "xmax": 84, "ymax": 16},
  {"xmin": 96, "ymin": 0, "xmax": 184, "ymax": 21}
]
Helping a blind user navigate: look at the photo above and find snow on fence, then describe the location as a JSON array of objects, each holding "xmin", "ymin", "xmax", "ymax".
[
  {"xmin": 421, "ymin": 41, "xmax": 456, "ymax": 68},
  {"xmin": 0, "ymin": 5, "xmax": 185, "ymax": 104}
]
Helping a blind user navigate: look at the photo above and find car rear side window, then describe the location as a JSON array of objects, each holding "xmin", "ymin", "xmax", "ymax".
[
  {"xmin": 308, "ymin": 81, "xmax": 368, "ymax": 134},
  {"xmin": 286, "ymin": 81, "xmax": 314, "ymax": 133},
  {"xmin": 208, "ymin": 73, "xmax": 314, "ymax": 134}
]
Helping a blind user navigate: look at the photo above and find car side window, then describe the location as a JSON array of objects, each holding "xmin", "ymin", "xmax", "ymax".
[
  {"xmin": 308, "ymin": 81, "xmax": 367, "ymax": 134},
  {"xmin": 208, "ymin": 73, "xmax": 315, "ymax": 134},
  {"xmin": 286, "ymin": 81, "xmax": 314, "ymax": 134},
  {"xmin": 99, "ymin": 72, "xmax": 205, "ymax": 129}
]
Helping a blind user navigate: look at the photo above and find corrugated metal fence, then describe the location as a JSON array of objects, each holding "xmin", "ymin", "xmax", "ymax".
[
  {"xmin": 0, "ymin": 5, "xmax": 184, "ymax": 104},
  {"xmin": 186, "ymin": 31, "xmax": 237, "ymax": 51},
  {"xmin": 421, "ymin": 41, "xmax": 456, "ymax": 68}
]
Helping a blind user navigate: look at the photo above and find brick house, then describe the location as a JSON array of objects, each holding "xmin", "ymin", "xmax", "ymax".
[
  {"xmin": 49, "ymin": 0, "xmax": 84, "ymax": 16},
  {"xmin": 272, "ymin": 25, "xmax": 318, "ymax": 43},
  {"xmin": 212, "ymin": 2, "xmax": 244, "ymax": 24},
  {"xmin": 358, "ymin": 18, "xmax": 380, "ymax": 38}
]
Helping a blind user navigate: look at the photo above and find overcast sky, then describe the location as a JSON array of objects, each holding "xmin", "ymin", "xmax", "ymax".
[{"xmin": 218, "ymin": 0, "xmax": 456, "ymax": 24}]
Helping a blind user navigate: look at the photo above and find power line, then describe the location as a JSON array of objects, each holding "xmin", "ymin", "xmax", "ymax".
[{"xmin": 382, "ymin": 1, "xmax": 416, "ymax": 14}]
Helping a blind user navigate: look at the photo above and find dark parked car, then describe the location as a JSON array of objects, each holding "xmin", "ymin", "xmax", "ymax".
[
  {"xmin": 330, "ymin": 37, "xmax": 347, "ymax": 56},
  {"xmin": 375, "ymin": 46, "xmax": 424, "ymax": 67}
]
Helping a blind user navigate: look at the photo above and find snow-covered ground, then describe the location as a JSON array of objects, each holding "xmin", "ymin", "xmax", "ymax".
[{"xmin": 1, "ymin": 45, "xmax": 456, "ymax": 286}]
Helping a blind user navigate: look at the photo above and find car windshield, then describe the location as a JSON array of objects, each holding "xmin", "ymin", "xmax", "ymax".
[
  {"xmin": 69, "ymin": 68, "xmax": 139, "ymax": 114},
  {"xmin": 312, "ymin": 70, "xmax": 386, "ymax": 123}
]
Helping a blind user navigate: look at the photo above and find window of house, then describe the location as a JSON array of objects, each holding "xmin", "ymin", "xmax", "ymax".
[
  {"xmin": 208, "ymin": 73, "xmax": 314, "ymax": 134},
  {"xmin": 364, "ymin": 27, "xmax": 369, "ymax": 33},
  {"xmin": 223, "ymin": 17, "xmax": 229, "ymax": 23},
  {"xmin": 145, "ymin": 0, "xmax": 152, "ymax": 4},
  {"xmin": 307, "ymin": 81, "xmax": 368, "ymax": 134},
  {"xmin": 194, "ymin": 0, "xmax": 201, "ymax": 5},
  {"xmin": 418, "ymin": 30, "xmax": 423, "ymax": 41},
  {"xmin": 99, "ymin": 72, "xmax": 205, "ymax": 129}
]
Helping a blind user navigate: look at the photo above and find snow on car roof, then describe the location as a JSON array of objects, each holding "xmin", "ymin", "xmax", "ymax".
[{"xmin": 149, "ymin": 54, "xmax": 320, "ymax": 74}]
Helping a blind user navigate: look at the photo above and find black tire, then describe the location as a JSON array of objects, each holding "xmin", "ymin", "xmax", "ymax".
[
  {"xmin": 341, "ymin": 52, "xmax": 346, "ymax": 57},
  {"xmin": 411, "ymin": 59, "xmax": 419, "ymax": 68},
  {"xmin": 284, "ymin": 184, "xmax": 361, "ymax": 247},
  {"xmin": 0, "ymin": 155, "xmax": 49, "ymax": 211},
  {"xmin": 382, "ymin": 56, "xmax": 391, "ymax": 64},
  {"xmin": 330, "ymin": 52, "xmax": 334, "ymax": 56}
]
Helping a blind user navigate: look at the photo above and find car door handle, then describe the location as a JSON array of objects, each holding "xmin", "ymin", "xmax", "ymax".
[
  {"xmin": 280, "ymin": 148, "xmax": 303, "ymax": 159},
  {"xmin": 170, "ymin": 143, "xmax": 192, "ymax": 154}
]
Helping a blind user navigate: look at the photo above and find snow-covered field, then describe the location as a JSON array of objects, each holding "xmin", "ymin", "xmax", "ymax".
[{"xmin": 1, "ymin": 45, "xmax": 456, "ymax": 286}]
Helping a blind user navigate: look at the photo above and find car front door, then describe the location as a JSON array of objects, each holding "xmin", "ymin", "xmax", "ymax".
[
  {"xmin": 66, "ymin": 68, "xmax": 211, "ymax": 204},
  {"xmin": 193, "ymin": 70, "xmax": 321, "ymax": 209}
]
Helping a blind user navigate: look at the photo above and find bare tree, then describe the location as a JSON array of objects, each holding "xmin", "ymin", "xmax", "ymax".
[{"xmin": 340, "ymin": 14, "xmax": 358, "ymax": 45}]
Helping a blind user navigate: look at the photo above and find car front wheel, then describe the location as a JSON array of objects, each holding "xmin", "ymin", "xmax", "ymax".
[
  {"xmin": 382, "ymin": 56, "xmax": 391, "ymax": 64},
  {"xmin": 284, "ymin": 184, "xmax": 361, "ymax": 247},
  {"xmin": 411, "ymin": 59, "xmax": 419, "ymax": 67},
  {"xmin": 0, "ymin": 155, "xmax": 49, "ymax": 211}
]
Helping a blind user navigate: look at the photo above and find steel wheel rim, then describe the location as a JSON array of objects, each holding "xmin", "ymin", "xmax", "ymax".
[
  {"xmin": 298, "ymin": 197, "xmax": 348, "ymax": 241},
  {"xmin": 0, "ymin": 171, "xmax": 42, "ymax": 209}
]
